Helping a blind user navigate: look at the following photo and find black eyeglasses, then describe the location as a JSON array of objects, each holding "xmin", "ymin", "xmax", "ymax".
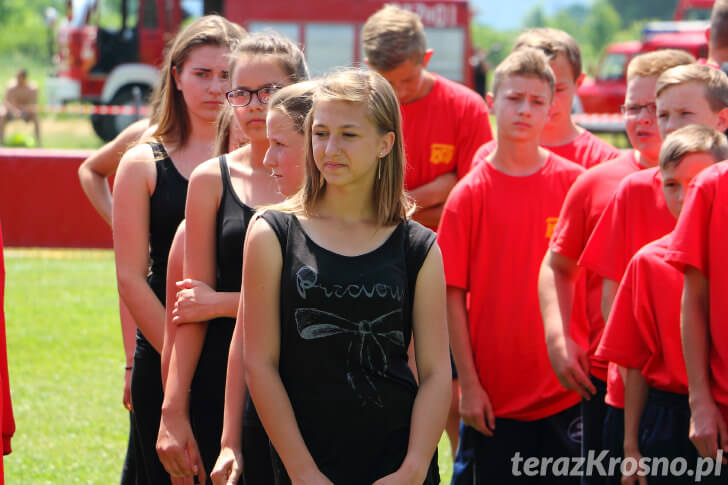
[
  {"xmin": 620, "ymin": 102, "xmax": 657, "ymax": 117},
  {"xmin": 226, "ymin": 86, "xmax": 281, "ymax": 107}
]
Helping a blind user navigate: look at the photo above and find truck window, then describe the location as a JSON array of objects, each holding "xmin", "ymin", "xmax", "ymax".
[
  {"xmin": 143, "ymin": 0, "xmax": 158, "ymax": 28},
  {"xmin": 305, "ymin": 24, "xmax": 355, "ymax": 76},
  {"xmin": 424, "ymin": 27, "xmax": 465, "ymax": 82},
  {"xmin": 248, "ymin": 22, "xmax": 301, "ymax": 43},
  {"xmin": 597, "ymin": 53, "xmax": 627, "ymax": 81}
]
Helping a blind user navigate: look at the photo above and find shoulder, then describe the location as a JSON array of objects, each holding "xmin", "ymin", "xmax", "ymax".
[
  {"xmin": 405, "ymin": 219, "xmax": 437, "ymax": 247},
  {"xmin": 694, "ymin": 162, "xmax": 728, "ymax": 190},
  {"xmin": 547, "ymin": 153, "xmax": 586, "ymax": 178},
  {"xmin": 577, "ymin": 130, "xmax": 620, "ymax": 158},
  {"xmin": 190, "ymin": 157, "xmax": 224, "ymax": 183},
  {"xmin": 118, "ymin": 143, "xmax": 156, "ymax": 171},
  {"xmin": 435, "ymin": 75, "xmax": 486, "ymax": 109}
]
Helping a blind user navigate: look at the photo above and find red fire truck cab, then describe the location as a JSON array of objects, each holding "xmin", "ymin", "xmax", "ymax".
[{"xmin": 46, "ymin": 0, "xmax": 474, "ymax": 141}]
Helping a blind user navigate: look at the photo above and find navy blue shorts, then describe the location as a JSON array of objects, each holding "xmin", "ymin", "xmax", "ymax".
[
  {"xmin": 601, "ymin": 404, "xmax": 623, "ymax": 485},
  {"xmin": 451, "ymin": 404, "xmax": 582, "ymax": 484},
  {"xmin": 581, "ymin": 376, "xmax": 608, "ymax": 485}
]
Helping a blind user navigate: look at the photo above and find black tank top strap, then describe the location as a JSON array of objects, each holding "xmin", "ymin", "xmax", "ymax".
[
  {"xmin": 258, "ymin": 210, "xmax": 292, "ymax": 252},
  {"xmin": 403, "ymin": 219, "xmax": 436, "ymax": 300},
  {"xmin": 218, "ymin": 154, "xmax": 232, "ymax": 197},
  {"xmin": 148, "ymin": 141, "xmax": 167, "ymax": 160}
]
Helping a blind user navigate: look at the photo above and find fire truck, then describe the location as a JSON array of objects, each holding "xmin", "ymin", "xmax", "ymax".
[{"xmin": 46, "ymin": 0, "xmax": 475, "ymax": 141}]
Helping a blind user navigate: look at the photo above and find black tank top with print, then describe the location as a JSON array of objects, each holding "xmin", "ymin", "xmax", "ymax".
[
  {"xmin": 259, "ymin": 210, "xmax": 439, "ymax": 485},
  {"xmin": 147, "ymin": 142, "xmax": 188, "ymax": 305}
]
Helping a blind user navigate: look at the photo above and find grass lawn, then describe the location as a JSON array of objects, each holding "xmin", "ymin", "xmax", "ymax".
[{"xmin": 3, "ymin": 249, "xmax": 455, "ymax": 483}]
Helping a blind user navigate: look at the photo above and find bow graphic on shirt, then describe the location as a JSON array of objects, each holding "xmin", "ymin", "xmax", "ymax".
[{"xmin": 294, "ymin": 308, "xmax": 405, "ymax": 408}]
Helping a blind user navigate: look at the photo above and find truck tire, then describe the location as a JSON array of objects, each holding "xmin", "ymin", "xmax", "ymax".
[{"xmin": 90, "ymin": 85, "xmax": 151, "ymax": 142}]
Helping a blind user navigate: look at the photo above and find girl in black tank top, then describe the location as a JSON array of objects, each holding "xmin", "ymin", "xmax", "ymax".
[
  {"xmin": 241, "ymin": 70, "xmax": 451, "ymax": 484},
  {"xmin": 157, "ymin": 34, "xmax": 310, "ymax": 485},
  {"xmin": 112, "ymin": 15, "xmax": 245, "ymax": 485}
]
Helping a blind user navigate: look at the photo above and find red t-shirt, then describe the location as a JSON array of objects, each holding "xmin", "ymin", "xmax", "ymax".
[
  {"xmin": 549, "ymin": 151, "xmax": 643, "ymax": 382},
  {"xmin": 473, "ymin": 130, "xmax": 620, "ymax": 169},
  {"xmin": 400, "ymin": 74, "xmax": 493, "ymax": 192},
  {"xmin": 597, "ymin": 234, "xmax": 688, "ymax": 395},
  {"xmin": 579, "ymin": 167, "xmax": 676, "ymax": 408},
  {"xmin": 0, "ymin": 223, "xmax": 14, "ymax": 461},
  {"xmin": 438, "ymin": 153, "xmax": 584, "ymax": 420},
  {"xmin": 665, "ymin": 162, "xmax": 728, "ymax": 407}
]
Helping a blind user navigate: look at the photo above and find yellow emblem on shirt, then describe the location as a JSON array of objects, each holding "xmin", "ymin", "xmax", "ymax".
[
  {"xmin": 545, "ymin": 217, "xmax": 559, "ymax": 239},
  {"xmin": 430, "ymin": 144, "xmax": 455, "ymax": 165}
]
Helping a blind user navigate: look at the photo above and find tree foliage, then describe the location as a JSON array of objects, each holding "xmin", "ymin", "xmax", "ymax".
[{"xmin": 606, "ymin": 0, "xmax": 679, "ymax": 27}]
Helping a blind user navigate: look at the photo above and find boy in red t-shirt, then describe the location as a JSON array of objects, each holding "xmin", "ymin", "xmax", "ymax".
[
  {"xmin": 597, "ymin": 125, "xmax": 728, "ymax": 484},
  {"xmin": 362, "ymin": 5, "xmax": 493, "ymax": 231},
  {"xmin": 438, "ymin": 48, "xmax": 584, "ymax": 484},
  {"xmin": 538, "ymin": 50, "xmax": 695, "ymax": 485},
  {"xmin": 474, "ymin": 28, "xmax": 620, "ymax": 169}
]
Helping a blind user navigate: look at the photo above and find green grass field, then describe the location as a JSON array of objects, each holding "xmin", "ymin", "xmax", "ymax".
[{"xmin": 3, "ymin": 249, "xmax": 454, "ymax": 483}]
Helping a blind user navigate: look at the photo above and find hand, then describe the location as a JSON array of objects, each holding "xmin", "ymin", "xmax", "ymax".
[
  {"xmin": 547, "ymin": 336, "xmax": 595, "ymax": 400},
  {"xmin": 211, "ymin": 446, "xmax": 243, "ymax": 485},
  {"xmin": 459, "ymin": 380, "xmax": 495, "ymax": 436},
  {"xmin": 689, "ymin": 397, "xmax": 728, "ymax": 460},
  {"xmin": 621, "ymin": 447, "xmax": 647, "ymax": 485},
  {"xmin": 172, "ymin": 279, "xmax": 219, "ymax": 325},
  {"xmin": 156, "ymin": 411, "xmax": 206, "ymax": 484},
  {"xmin": 123, "ymin": 368, "xmax": 133, "ymax": 411}
]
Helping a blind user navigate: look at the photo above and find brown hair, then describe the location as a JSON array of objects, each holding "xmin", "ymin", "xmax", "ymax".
[
  {"xmin": 513, "ymin": 28, "xmax": 582, "ymax": 80},
  {"xmin": 273, "ymin": 69, "xmax": 412, "ymax": 225},
  {"xmin": 229, "ymin": 32, "xmax": 309, "ymax": 85},
  {"xmin": 268, "ymin": 80, "xmax": 318, "ymax": 134},
  {"xmin": 361, "ymin": 4, "xmax": 427, "ymax": 71},
  {"xmin": 626, "ymin": 49, "xmax": 696, "ymax": 81},
  {"xmin": 152, "ymin": 15, "xmax": 245, "ymax": 147},
  {"xmin": 656, "ymin": 64, "xmax": 728, "ymax": 112},
  {"xmin": 213, "ymin": 104, "xmax": 247, "ymax": 156},
  {"xmin": 659, "ymin": 124, "xmax": 728, "ymax": 169},
  {"xmin": 711, "ymin": 0, "xmax": 728, "ymax": 50},
  {"xmin": 492, "ymin": 48, "xmax": 555, "ymax": 98}
]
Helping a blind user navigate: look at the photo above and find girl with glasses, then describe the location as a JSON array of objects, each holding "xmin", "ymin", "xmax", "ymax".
[
  {"xmin": 156, "ymin": 32, "xmax": 308, "ymax": 484},
  {"xmin": 112, "ymin": 16, "xmax": 244, "ymax": 484}
]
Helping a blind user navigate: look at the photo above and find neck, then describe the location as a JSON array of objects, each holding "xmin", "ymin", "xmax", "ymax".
[
  {"xmin": 709, "ymin": 47, "xmax": 728, "ymax": 67},
  {"xmin": 187, "ymin": 114, "xmax": 217, "ymax": 145},
  {"xmin": 249, "ymin": 138, "xmax": 270, "ymax": 169},
  {"xmin": 408, "ymin": 71, "xmax": 435, "ymax": 104},
  {"xmin": 540, "ymin": 118, "xmax": 582, "ymax": 147},
  {"xmin": 635, "ymin": 149, "xmax": 658, "ymax": 169},
  {"xmin": 490, "ymin": 136, "xmax": 546, "ymax": 176},
  {"xmin": 318, "ymin": 179, "xmax": 377, "ymax": 222}
]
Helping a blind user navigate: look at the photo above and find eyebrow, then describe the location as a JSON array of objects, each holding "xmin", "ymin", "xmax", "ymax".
[
  {"xmin": 312, "ymin": 123, "xmax": 362, "ymax": 129},
  {"xmin": 232, "ymin": 82, "xmax": 279, "ymax": 91}
]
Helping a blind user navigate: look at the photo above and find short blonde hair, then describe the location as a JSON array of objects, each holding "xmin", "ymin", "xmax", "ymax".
[
  {"xmin": 492, "ymin": 48, "xmax": 555, "ymax": 99},
  {"xmin": 269, "ymin": 80, "xmax": 318, "ymax": 134},
  {"xmin": 362, "ymin": 5, "xmax": 427, "ymax": 71},
  {"xmin": 626, "ymin": 49, "xmax": 695, "ymax": 81},
  {"xmin": 513, "ymin": 28, "xmax": 582, "ymax": 80},
  {"xmin": 659, "ymin": 124, "xmax": 728, "ymax": 169},
  {"xmin": 656, "ymin": 64, "xmax": 728, "ymax": 112},
  {"xmin": 275, "ymin": 69, "xmax": 412, "ymax": 225}
]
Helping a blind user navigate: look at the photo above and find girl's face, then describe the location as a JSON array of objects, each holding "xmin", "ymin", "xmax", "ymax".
[
  {"xmin": 173, "ymin": 45, "xmax": 230, "ymax": 123},
  {"xmin": 230, "ymin": 55, "xmax": 289, "ymax": 142},
  {"xmin": 311, "ymin": 99, "xmax": 394, "ymax": 188},
  {"xmin": 263, "ymin": 110, "xmax": 306, "ymax": 196}
]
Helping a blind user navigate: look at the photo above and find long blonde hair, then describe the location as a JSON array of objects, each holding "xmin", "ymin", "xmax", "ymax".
[
  {"xmin": 152, "ymin": 15, "xmax": 245, "ymax": 147},
  {"xmin": 276, "ymin": 69, "xmax": 412, "ymax": 225}
]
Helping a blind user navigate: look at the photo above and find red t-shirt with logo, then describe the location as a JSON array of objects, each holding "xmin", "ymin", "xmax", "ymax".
[
  {"xmin": 549, "ymin": 151, "xmax": 643, "ymax": 382},
  {"xmin": 438, "ymin": 153, "xmax": 584, "ymax": 420},
  {"xmin": 597, "ymin": 234, "xmax": 688, "ymax": 395},
  {"xmin": 473, "ymin": 130, "xmax": 620, "ymax": 170},
  {"xmin": 0, "ymin": 223, "xmax": 14, "ymax": 462},
  {"xmin": 578, "ymin": 167, "xmax": 676, "ymax": 408},
  {"xmin": 400, "ymin": 74, "xmax": 492, "ymax": 192},
  {"xmin": 666, "ymin": 163, "xmax": 728, "ymax": 407}
]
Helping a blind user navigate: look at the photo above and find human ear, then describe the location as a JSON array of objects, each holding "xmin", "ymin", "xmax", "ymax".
[
  {"xmin": 378, "ymin": 131, "xmax": 396, "ymax": 157},
  {"xmin": 422, "ymin": 49, "xmax": 434, "ymax": 69},
  {"xmin": 172, "ymin": 65, "xmax": 182, "ymax": 91}
]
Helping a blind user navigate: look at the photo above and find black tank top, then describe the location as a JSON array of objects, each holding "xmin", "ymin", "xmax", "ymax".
[
  {"xmin": 147, "ymin": 142, "xmax": 188, "ymax": 305},
  {"xmin": 259, "ymin": 210, "xmax": 438, "ymax": 484},
  {"xmin": 191, "ymin": 155, "xmax": 254, "ymax": 401}
]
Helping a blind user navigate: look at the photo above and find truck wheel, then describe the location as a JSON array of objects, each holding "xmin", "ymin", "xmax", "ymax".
[{"xmin": 90, "ymin": 85, "xmax": 151, "ymax": 142}]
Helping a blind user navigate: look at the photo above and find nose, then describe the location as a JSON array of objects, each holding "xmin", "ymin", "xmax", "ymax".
[
  {"xmin": 263, "ymin": 147, "xmax": 276, "ymax": 169},
  {"xmin": 636, "ymin": 107, "xmax": 654, "ymax": 125},
  {"xmin": 325, "ymin": 134, "xmax": 340, "ymax": 157},
  {"xmin": 209, "ymin": 76, "xmax": 226, "ymax": 96}
]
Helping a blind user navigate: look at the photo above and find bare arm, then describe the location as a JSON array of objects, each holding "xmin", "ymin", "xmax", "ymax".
[
  {"xmin": 112, "ymin": 145, "xmax": 164, "ymax": 352},
  {"xmin": 622, "ymin": 368, "xmax": 648, "ymax": 485},
  {"xmin": 375, "ymin": 245, "xmax": 451, "ymax": 484},
  {"xmin": 538, "ymin": 250, "xmax": 594, "ymax": 398},
  {"xmin": 601, "ymin": 278, "xmax": 618, "ymax": 323},
  {"xmin": 447, "ymin": 286, "xmax": 495, "ymax": 435},
  {"xmin": 244, "ymin": 219, "xmax": 332, "ymax": 483},
  {"xmin": 78, "ymin": 119, "xmax": 150, "ymax": 225},
  {"xmin": 682, "ymin": 266, "xmax": 728, "ymax": 458},
  {"xmin": 408, "ymin": 172, "xmax": 458, "ymax": 210},
  {"xmin": 161, "ymin": 222, "xmax": 186, "ymax": 387},
  {"xmin": 411, "ymin": 205, "xmax": 445, "ymax": 229}
]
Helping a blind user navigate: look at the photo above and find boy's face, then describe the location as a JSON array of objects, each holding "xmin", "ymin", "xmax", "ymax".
[
  {"xmin": 487, "ymin": 75, "xmax": 552, "ymax": 142},
  {"xmin": 661, "ymin": 152, "xmax": 716, "ymax": 217},
  {"xmin": 657, "ymin": 82, "xmax": 728, "ymax": 137},
  {"xmin": 544, "ymin": 53, "xmax": 584, "ymax": 129},
  {"xmin": 624, "ymin": 75, "xmax": 661, "ymax": 162},
  {"xmin": 375, "ymin": 50, "xmax": 433, "ymax": 104}
]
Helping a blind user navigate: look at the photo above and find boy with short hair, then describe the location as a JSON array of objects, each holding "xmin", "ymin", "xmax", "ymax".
[
  {"xmin": 597, "ymin": 125, "xmax": 728, "ymax": 484},
  {"xmin": 538, "ymin": 49, "xmax": 695, "ymax": 485},
  {"xmin": 362, "ymin": 5, "xmax": 493, "ymax": 230},
  {"xmin": 475, "ymin": 28, "xmax": 620, "ymax": 169},
  {"xmin": 438, "ymin": 48, "xmax": 584, "ymax": 484},
  {"xmin": 703, "ymin": 0, "xmax": 728, "ymax": 68}
]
